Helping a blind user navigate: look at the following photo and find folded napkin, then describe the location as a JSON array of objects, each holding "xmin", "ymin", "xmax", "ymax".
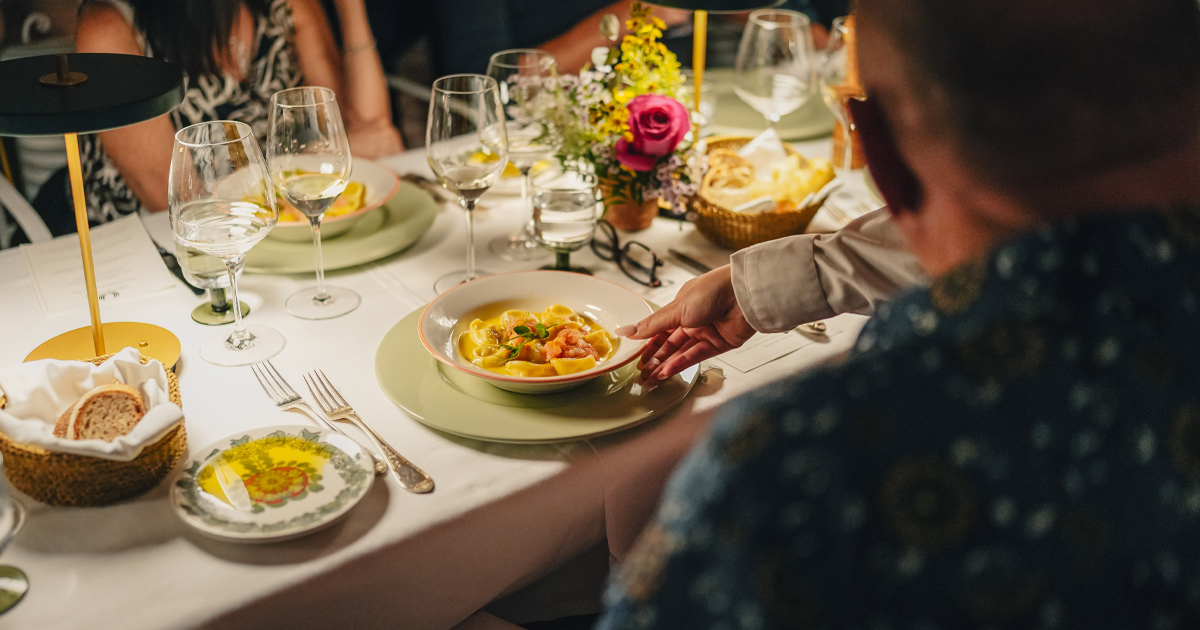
[
  {"xmin": 737, "ymin": 128, "xmax": 789, "ymax": 182},
  {"xmin": 0, "ymin": 347, "xmax": 184, "ymax": 461}
]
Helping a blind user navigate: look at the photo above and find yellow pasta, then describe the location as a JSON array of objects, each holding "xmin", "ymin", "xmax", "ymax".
[{"xmin": 458, "ymin": 305, "xmax": 618, "ymax": 378}]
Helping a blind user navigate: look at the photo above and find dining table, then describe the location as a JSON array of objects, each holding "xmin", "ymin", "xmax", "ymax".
[{"xmin": 0, "ymin": 134, "xmax": 874, "ymax": 630}]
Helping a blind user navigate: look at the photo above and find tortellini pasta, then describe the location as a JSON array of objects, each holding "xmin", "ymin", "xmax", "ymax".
[{"xmin": 458, "ymin": 305, "xmax": 618, "ymax": 378}]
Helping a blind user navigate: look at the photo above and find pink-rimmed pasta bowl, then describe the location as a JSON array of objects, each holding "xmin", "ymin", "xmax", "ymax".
[{"xmin": 418, "ymin": 271, "xmax": 653, "ymax": 394}]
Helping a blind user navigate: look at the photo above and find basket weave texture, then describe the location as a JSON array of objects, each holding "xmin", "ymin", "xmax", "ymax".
[
  {"xmin": 0, "ymin": 354, "xmax": 186, "ymax": 507},
  {"xmin": 691, "ymin": 136, "xmax": 823, "ymax": 250}
]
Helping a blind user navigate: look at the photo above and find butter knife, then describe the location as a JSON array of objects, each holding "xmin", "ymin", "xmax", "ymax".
[
  {"xmin": 668, "ymin": 248, "xmax": 713, "ymax": 275},
  {"xmin": 157, "ymin": 246, "xmax": 205, "ymax": 296},
  {"xmin": 213, "ymin": 459, "xmax": 254, "ymax": 513}
]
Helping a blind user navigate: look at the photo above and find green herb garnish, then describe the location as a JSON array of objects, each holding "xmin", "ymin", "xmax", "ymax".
[{"xmin": 500, "ymin": 323, "xmax": 550, "ymax": 361}]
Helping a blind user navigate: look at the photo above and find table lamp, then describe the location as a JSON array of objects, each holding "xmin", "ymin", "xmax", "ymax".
[
  {"xmin": 0, "ymin": 53, "xmax": 185, "ymax": 365},
  {"xmin": 646, "ymin": 0, "xmax": 783, "ymax": 114}
]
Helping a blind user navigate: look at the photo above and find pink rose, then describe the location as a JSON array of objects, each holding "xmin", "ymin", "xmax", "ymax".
[{"xmin": 614, "ymin": 94, "xmax": 691, "ymax": 172}]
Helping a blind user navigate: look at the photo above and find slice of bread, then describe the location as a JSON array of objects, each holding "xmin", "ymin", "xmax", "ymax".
[{"xmin": 52, "ymin": 382, "xmax": 147, "ymax": 442}]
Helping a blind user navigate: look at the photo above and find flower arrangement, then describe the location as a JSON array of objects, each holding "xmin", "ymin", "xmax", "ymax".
[{"xmin": 513, "ymin": 3, "xmax": 706, "ymax": 220}]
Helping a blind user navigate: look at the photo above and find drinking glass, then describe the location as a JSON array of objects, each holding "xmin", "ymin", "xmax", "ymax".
[
  {"xmin": 0, "ymin": 457, "xmax": 29, "ymax": 615},
  {"xmin": 532, "ymin": 171, "xmax": 599, "ymax": 274},
  {"xmin": 175, "ymin": 245, "xmax": 250, "ymax": 325},
  {"xmin": 820, "ymin": 16, "xmax": 860, "ymax": 171},
  {"xmin": 426, "ymin": 74, "xmax": 509, "ymax": 293},
  {"xmin": 486, "ymin": 49, "xmax": 559, "ymax": 262},
  {"xmin": 734, "ymin": 9, "xmax": 817, "ymax": 130},
  {"xmin": 267, "ymin": 86, "xmax": 360, "ymax": 319},
  {"xmin": 170, "ymin": 121, "xmax": 284, "ymax": 367}
]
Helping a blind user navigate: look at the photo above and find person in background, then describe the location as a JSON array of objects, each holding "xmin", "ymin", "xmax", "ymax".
[
  {"xmin": 602, "ymin": 0, "xmax": 1200, "ymax": 625},
  {"xmin": 72, "ymin": 0, "xmax": 402, "ymax": 223}
]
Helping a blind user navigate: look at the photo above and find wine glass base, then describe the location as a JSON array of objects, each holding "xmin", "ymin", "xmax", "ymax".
[
  {"xmin": 0, "ymin": 566, "xmax": 28, "ymax": 615},
  {"xmin": 539, "ymin": 264, "xmax": 592, "ymax": 275},
  {"xmin": 489, "ymin": 234, "xmax": 551, "ymax": 261},
  {"xmin": 199, "ymin": 325, "xmax": 286, "ymax": 367},
  {"xmin": 434, "ymin": 270, "xmax": 492, "ymax": 294},
  {"xmin": 191, "ymin": 301, "xmax": 250, "ymax": 326},
  {"xmin": 285, "ymin": 286, "xmax": 361, "ymax": 320}
]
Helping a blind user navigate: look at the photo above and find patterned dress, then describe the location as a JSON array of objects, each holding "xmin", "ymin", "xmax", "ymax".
[
  {"xmin": 79, "ymin": 0, "xmax": 303, "ymax": 222},
  {"xmin": 599, "ymin": 206, "xmax": 1200, "ymax": 629}
]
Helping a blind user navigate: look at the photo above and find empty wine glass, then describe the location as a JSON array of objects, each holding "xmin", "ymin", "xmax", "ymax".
[
  {"xmin": 170, "ymin": 121, "xmax": 284, "ymax": 367},
  {"xmin": 0, "ymin": 457, "xmax": 28, "ymax": 615},
  {"xmin": 267, "ymin": 86, "xmax": 360, "ymax": 319},
  {"xmin": 734, "ymin": 9, "xmax": 817, "ymax": 130},
  {"xmin": 426, "ymin": 74, "xmax": 509, "ymax": 293},
  {"xmin": 175, "ymin": 245, "xmax": 250, "ymax": 325},
  {"xmin": 820, "ymin": 16, "xmax": 861, "ymax": 171},
  {"xmin": 532, "ymin": 171, "xmax": 599, "ymax": 274},
  {"xmin": 486, "ymin": 49, "xmax": 559, "ymax": 262}
]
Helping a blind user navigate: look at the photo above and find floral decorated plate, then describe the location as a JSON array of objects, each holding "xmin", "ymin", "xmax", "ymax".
[{"xmin": 170, "ymin": 425, "xmax": 374, "ymax": 543}]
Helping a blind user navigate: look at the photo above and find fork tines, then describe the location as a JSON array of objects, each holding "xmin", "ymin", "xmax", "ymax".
[
  {"xmin": 252, "ymin": 360, "xmax": 299, "ymax": 404},
  {"xmin": 303, "ymin": 369, "xmax": 348, "ymax": 414}
]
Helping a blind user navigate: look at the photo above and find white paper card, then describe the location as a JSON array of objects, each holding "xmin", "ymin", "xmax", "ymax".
[
  {"xmin": 20, "ymin": 214, "xmax": 177, "ymax": 317},
  {"xmin": 717, "ymin": 327, "xmax": 845, "ymax": 373}
]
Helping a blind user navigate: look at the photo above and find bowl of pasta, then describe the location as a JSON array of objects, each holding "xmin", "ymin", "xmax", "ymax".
[
  {"xmin": 418, "ymin": 271, "xmax": 654, "ymax": 394},
  {"xmin": 266, "ymin": 159, "xmax": 401, "ymax": 242}
]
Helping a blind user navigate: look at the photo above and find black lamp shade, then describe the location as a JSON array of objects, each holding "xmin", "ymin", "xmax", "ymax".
[
  {"xmin": 0, "ymin": 53, "xmax": 183, "ymax": 137},
  {"xmin": 645, "ymin": 0, "xmax": 782, "ymax": 12}
]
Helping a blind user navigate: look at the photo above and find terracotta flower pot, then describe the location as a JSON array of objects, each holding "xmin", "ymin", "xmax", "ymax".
[{"xmin": 600, "ymin": 182, "xmax": 658, "ymax": 232}]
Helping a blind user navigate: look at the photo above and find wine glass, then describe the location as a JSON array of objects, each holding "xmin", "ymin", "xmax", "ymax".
[
  {"xmin": 170, "ymin": 121, "xmax": 285, "ymax": 367},
  {"xmin": 0, "ymin": 457, "xmax": 29, "ymax": 615},
  {"xmin": 266, "ymin": 86, "xmax": 359, "ymax": 319},
  {"xmin": 821, "ymin": 16, "xmax": 860, "ymax": 171},
  {"xmin": 486, "ymin": 49, "xmax": 559, "ymax": 262},
  {"xmin": 533, "ymin": 171, "xmax": 600, "ymax": 274},
  {"xmin": 734, "ymin": 9, "xmax": 817, "ymax": 130},
  {"xmin": 426, "ymin": 74, "xmax": 509, "ymax": 293},
  {"xmin": 175, "ymin": 245, "xmax": 250, "ymax": 325}
]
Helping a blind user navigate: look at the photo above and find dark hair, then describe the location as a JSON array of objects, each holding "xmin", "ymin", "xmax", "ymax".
[
  {"xmin": 125, "ymin": 0, "xmax": 272, "ymax": 78},
  {"xmin": 857, "ymin": 0, "xmax": 1200, "ymax": 185}
]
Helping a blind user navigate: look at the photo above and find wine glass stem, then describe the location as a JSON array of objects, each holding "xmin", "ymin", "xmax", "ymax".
[
  {"xmin": 225, "ymin": 257, "xmax": 253, "ymax": 349},
  {"xmin": 309, "ymin": 215, "xmax": 331, "ymax": 303},
  {"xmin": 555, "ymin": 250, "xmax": 571, "ymax": 271},
  {"xmin": 519, "ymin": 166, "xmax": 534, "ymax": 237},
  {"xmin": 462, "ymin": 198, "xmax": 477, "ymax": 282},
  {"xmin": 766, "ymin": 114, "xmax": 779, "ymax": 130}
]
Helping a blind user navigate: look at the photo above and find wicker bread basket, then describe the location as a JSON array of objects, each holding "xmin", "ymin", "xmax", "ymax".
[
  {"xmin": 0, "ymin": 353, "xmax": 187, "ymax": 507},
  {"xmin": 691, "ymin": 136, "xmax": 825, "ymax": 250}
]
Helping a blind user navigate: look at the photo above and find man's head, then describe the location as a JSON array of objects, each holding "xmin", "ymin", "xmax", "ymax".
[{"xmin": 852, "ymin": 0, "xmax": 1200, "ymax": 273}]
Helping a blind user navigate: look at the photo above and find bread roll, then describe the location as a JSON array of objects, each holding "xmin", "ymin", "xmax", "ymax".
[{"xmin": 52, "ymin": 382, "xmax": 147, "ymax": 442}]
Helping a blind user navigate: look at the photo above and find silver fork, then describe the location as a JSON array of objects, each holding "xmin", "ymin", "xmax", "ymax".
[
  {"xmin": 823, "ymin": 200, "xmax": 852, "ymax": 227},
  {"xmin": 304, "ymin": 369, "xmax": 435, "ymax": 494},
  {"xmin": 251, "ymin": 361, "xmax": 387, "ymax": 476}
]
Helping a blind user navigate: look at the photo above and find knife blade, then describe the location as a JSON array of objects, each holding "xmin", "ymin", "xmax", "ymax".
[
  {"xmin": 668, "ymin": 249, "xmax": 713, "ymax": 276},
  {"xmin": 213, "ymin": 459, "xmax": 255, "ymax": 514},
  {"xmin": 157, "ymin": 246, "xmax": 205, "ymax": 296}
]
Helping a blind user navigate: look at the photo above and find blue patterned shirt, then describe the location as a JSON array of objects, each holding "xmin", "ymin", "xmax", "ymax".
[{"xmin": 598, "ymin": 207, "xmax": 1200, "ymax": 629}]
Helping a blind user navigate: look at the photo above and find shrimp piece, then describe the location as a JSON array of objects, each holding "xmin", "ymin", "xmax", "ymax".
[
  {"xmin": 544, "ymin": 327, "xmax": 601, "ymax": 361},
  {"xmin": 503, "ymin": 317, "xmax": 540, "ymax": 341}
]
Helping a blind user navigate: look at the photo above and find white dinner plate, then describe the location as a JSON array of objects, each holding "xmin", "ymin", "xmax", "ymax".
[{"xmin": 171, "ymin": 425, "xmax": 375, "ymax": 543}]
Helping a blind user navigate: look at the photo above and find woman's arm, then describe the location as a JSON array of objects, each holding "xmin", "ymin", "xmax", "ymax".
[
  {"xmin": 75, "ymin": 3, "xmax": 177, "ymax": 212},
  {"xmin": 540, "ymin": 1, "xmax": 691, "ymax": 73},
  {"xmin": 288, "ymin": 0, "xmax": 403, "ymax": 158}
]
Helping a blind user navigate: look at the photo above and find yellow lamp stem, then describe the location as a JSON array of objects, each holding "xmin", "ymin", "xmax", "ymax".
[
  {"xmin": 692, "ymin": 10, "xmax": 708, "ymax": 114},
  {"xmin": 63, "ymin": 132, "xmax": 105, "ymax": 356}
]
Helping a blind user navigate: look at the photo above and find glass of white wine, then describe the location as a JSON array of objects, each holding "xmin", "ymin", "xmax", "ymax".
[
  {"xmin": 267, "ymin": 86, "xmax": 359, "ymax": 319},
  {"xmin": 426, "ymin": 74, "xmax": 509, "ymax": 293},
  {"xmin": 734, "ymin": 9, "xmax": 817, "ymax": 131},
  {"xmin": 170, "ymin": 121, "xmax": 284, "ymax": 367},
  {"xmin": 821, "ymin": 16, "xmax": 858, "ymax": 171},
  {"xmin": 486, "ymin": 49, "xmax": 559, "ymax": 262}
]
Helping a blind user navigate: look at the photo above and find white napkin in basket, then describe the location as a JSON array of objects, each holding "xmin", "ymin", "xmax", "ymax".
[{"xmin": 0, "ymin": 347, "xmax": 184, "ymax": 461}]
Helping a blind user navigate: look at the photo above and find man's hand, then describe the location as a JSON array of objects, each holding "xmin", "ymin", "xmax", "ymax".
[{"xmin": 615, "ymin": 266, "xmax": 756, "ymax": 387}]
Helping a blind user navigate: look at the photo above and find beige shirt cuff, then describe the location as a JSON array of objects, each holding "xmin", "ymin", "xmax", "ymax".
[{"xmin": 731, "ymin": 208, "xmax": 925, "ymax": 334}]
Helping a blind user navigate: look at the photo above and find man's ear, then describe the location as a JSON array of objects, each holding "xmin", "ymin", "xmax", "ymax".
[{"xmin": 847, "ymin": 97, "xmax": 922, "ymax": 215}]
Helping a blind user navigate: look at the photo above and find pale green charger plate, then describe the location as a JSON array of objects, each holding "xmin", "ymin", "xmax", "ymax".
[
  {"xmin": 704, "ymin": 68, "xmax": 836, "ymax": 141},
  {"xmin": 244, "ymin": 181, "xmax": 437, "ymax": 274},
  {"xmin": 375, "ymin": 308, "xmax": 700, "ymax": 444}
]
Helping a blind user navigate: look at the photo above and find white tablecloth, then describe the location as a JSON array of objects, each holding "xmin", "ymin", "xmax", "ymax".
[{"xmin": 0, "ymin": 139, "xmax": 868, "ymax": 630}]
